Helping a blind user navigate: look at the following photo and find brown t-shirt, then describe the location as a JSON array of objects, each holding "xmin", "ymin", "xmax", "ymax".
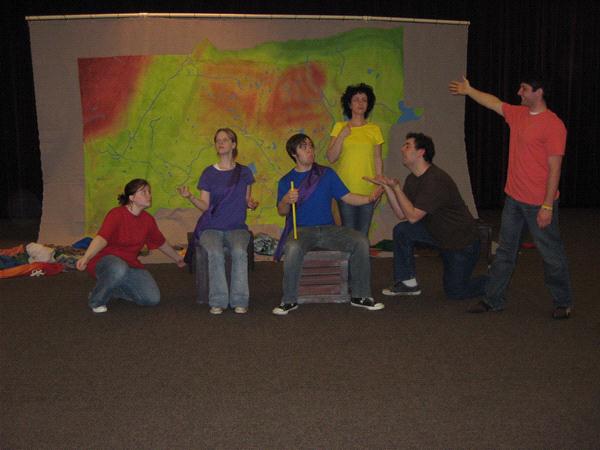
[{"xmin": 403, "ymin": 164, "xmax": 479, "ymax": 250}]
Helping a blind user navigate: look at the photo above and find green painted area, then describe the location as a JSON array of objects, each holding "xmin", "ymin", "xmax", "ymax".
[{"xmin": 83, "ymin": 27, "xmax": 420, "ymax": 234}]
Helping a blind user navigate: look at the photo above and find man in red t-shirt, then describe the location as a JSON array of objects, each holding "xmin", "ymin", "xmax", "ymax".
[{"xmin": 449, "ymin": 74, "xmax": 573, "ymax": 319}]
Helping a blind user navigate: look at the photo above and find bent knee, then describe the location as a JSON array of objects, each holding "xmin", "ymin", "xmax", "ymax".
[{"xmin": 140, "ymin": 290, "xmax": 160, "ymax": 306}]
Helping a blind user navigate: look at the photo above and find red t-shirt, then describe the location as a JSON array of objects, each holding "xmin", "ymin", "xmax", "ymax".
[
  {"xmin": 503, "ymin": 103, "xmax": 567, "ymax": 205},
  {"xmin": 87, "ymin": 206, "xmax": 166, "ymax": 278}
]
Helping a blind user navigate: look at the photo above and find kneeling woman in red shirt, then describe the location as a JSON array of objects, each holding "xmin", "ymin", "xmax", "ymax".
[{"xmin": 76, "ymin": 179, "xmax": 185, "ymax": 313}]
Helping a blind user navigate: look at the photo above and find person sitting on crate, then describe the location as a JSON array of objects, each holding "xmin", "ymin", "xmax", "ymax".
[{"xmin": 272, "ymin": 133, "xmax": 384, "ymax": 316}]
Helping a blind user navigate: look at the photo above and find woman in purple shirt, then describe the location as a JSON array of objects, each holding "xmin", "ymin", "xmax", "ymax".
[{"xmin": 178, "ymin": 128, "xmax": 257, "ymax": 314}]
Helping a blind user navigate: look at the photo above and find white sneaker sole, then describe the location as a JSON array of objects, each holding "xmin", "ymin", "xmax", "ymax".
[
  {"xmin": 350, "ymin": 302, "xmax": 385, "ymax": 311},
  {"xmin": 91, "ymin": 305, "xmax": 107, "ymax": 313},
  {"xmin": 272, "ymin": 305, "xmax": 298, "ymax": 315}
]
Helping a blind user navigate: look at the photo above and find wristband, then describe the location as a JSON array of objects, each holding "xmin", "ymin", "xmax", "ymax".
[{"xmin": 540, "ymin": 204, "xmax": 553, "ymax": 211}]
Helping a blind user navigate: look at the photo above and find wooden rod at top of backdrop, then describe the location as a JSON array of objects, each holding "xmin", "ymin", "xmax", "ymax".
[{"xmin": 25, "ymin": 12, "xmax": 469, "ymax": 26}]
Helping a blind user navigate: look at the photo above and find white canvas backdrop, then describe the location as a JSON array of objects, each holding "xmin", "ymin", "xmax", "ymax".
[{"xmin": 28, "ymin": 16, "xmax": 472, "ymax": 253}]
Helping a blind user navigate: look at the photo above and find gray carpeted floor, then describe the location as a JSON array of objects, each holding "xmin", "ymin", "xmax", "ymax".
[{"xmin": 1, "ymin": 209, "xmax": 599, "ymax": 448}]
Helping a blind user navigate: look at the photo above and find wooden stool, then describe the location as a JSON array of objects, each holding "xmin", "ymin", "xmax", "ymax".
[
  {"xmin": 297, "ymin": 250, "xmax": 350, "ymax": 304},
  {"xmin": 187, "ymin": 232, "xmax": 254, "ymax": 304}
]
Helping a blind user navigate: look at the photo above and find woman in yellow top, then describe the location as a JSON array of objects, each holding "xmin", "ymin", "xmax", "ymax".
[{"xmin": 327, "ymin": 83, "xmax": 384, "ymax": 236}]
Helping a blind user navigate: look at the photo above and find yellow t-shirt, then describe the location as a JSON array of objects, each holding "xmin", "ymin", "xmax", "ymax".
[{"xmin": 330, "ymin": 121, "xmax": 384, "ymax": 195}]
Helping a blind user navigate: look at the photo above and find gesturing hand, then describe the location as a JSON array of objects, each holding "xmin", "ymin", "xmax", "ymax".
[
  {"xmin": 177, "ymin": 186, "xmax": 191, "ymax": 198},
  {"xmin": 449, "ymin": 76, "xmax": 471, "ymax": 96}
]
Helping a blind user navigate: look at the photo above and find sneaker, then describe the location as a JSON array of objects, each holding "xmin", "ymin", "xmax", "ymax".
[
  {"xmin": 209, "ymin": 306, "xmax": 224, "ymax": 315},
  {"xmin": 467, "ymin": 300, "xmax": 493, "ymax": 314},
  {"xmin": 91, "ymin": 305, "xmax": 107, "ymax": 314},
  {"xmin": 272, "ymin": 303, "xmax": 298, "ymax": 315},
  {"xmin": 234, "ymin": 306, "xmax": 248, "ymax": 314},
  {"xmin": 552, "ymin": 306, "xmax": 571, "ymax": 320},
  {"xmin": 350, "ymin": 297, "xmax": 385, "ymax": 311},
  {"xmin": 382, "ymin": 282, "xmax": 421, "ymax": 296}
]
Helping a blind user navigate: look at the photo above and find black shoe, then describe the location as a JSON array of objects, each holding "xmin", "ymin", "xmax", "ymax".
[
  {"xmin": 552, "ymin": 306, "xmax": 571, "ymax": 320},
  {"xmin": 467, "ymin": 300, "xmax": 493, "ymax": 314},
  {"xmin": 272, "ymin": 303, "xmax": 298, "ymax": 316},
  {"xmin": 350, "ymin": 297, "xmax": 385, "ymax": 311},
  {"xmin": 382, "ymin": 281, "xmax": 421, "ymax": 296}
]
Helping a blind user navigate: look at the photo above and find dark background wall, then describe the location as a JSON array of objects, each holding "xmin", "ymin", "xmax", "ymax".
[{"xmin": 2, "ymin": 0, "xmax": 599, "ymax": 221}]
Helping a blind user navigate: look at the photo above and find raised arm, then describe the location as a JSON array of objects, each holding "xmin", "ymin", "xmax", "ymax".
[
  {"xmin": 449, "ymin": 76, "xmax": 504, "ymax": 116},
  {"xmin": 364, "ymin": 176, "xmax": 425, "ymax": 223},
  {"xmin": 326, "ymin": 124, "xmax": 351, "ymax": 164},
  {"xmin": 178, "ymin": 185, "xmax": 210, "ymax": 212},
  {"xmin": 390, "ymin": 184, "xmax": 427, "ymax": 224}
]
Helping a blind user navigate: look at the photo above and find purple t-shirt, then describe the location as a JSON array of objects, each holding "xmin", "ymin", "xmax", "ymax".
[{"xmin": 197, "ymin": 164, "xmax": 254, "ymax": 231}]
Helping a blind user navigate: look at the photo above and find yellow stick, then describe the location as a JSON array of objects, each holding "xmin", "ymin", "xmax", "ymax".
[{"xmin": 290, "ymin": 181, "xmax": 298, "ymax": 239}]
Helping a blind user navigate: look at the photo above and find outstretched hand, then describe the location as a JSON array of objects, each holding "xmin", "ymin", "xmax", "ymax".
[
  {"xmin": 449, "ymin": 76, "xmax": 470, "ymax": 96},
  {"xmin": 363, "ymin": 175, "xmax": 400, "ymax": 188},
  {"xmin": 177, "ymin": 185, "xmax": 191, "ymax": 198}
]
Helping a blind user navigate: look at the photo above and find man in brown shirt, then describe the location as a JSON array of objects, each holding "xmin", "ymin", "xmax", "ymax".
[{"xmin": 372, "ymin": 132, "xmax": 487, "ymax": 300}]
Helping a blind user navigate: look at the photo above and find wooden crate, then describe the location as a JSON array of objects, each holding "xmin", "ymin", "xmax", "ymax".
[{"xmin": 297, "ymin": 250, "xmax": 350, "ymax": 304}]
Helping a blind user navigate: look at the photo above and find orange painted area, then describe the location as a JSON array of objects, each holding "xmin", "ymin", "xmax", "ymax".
[
  {"xmin": 199, "ymin": 61, "xmax": 273, "ymax": 128},
  {"xmin": 78, "ymin": 56, "xmax": 151, "ymax": 142},
  {"xmin": 265, "ymin": 63, "xmax": 328, "ymax": 128},
  {"xmin": 198, "ymin": 60, "xmax": 329, "ymax": 132}
]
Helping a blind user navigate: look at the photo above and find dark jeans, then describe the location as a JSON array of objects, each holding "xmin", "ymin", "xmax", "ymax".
[
  {"xmin": 393, "ymin": 221, "xmax": 488, "ymax": 300},
  {"xmin": 337, "ymin": 200, "xmax": 375, "ymax": 236},
  {"xmin": 485, "ymin": 196, "xmax": 573, "ymax": 310}
]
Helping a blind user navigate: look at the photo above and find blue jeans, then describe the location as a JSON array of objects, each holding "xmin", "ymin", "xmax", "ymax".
[
  {"xmin": 485, "ymin": 196, "xmax": 573, "ymax": 310},
  {"xmin": 337, "ymin": 200, "xmax": 375, "ymax": 236},
  {"xmin": 393, "ymin": 221, "xmax": 488, "ymax": 300},
  {"xmin": 282, "ymin": 225, "xmax": 371, "ymax": 303},
  {"xmin": 88, "ymin": 255, "xmax": 160, "ymax": 308},
  {"xmin": 199, "ymin": 229, "xmax": 250, "ymax": 308}
]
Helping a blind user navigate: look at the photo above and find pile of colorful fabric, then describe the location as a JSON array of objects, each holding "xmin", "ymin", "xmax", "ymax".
[{"xmin": 0, "ymin": 244, "xmax": 65, "ymax": 279}]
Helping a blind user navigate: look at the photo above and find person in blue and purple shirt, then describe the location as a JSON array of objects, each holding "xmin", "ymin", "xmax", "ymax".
[
  {"xmin": 178, "ymin": 128, "xmax": 258, "ymax": 315},
  {"xmin": 272, "ymin": 133, "xmax": 384, "ymax": 316}
]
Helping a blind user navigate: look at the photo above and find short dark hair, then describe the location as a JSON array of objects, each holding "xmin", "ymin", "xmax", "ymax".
[
  {"xmin": 118, "ymin": 179, "xmax": 150, "ymax": 205},
  {"xmin": 406, "ymin": 132, "xmax": 435, "ymax": 163},
  {"xmin": 285, "ymin": 133, "xmax": 314, "ymax": 162},
  {"xmin": 341, "ymin": 83, "xmax": 376, "ymax": 119},
  {"xmin": 520, "ymin": 72, "xmax": 549, "ymax": 100},
  {"xmin": 214, "ymin": 127, "xmax": 238, "ymax": 158}
]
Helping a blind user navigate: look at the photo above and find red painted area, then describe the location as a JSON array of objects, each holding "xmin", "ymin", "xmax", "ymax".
[
  {"xmin": 78, "ymin": 56, "xmax": 151, "ymax": 141},
  {"xmin": 265, "ymin": 63, "xmax": 327, "ymax": 128}
]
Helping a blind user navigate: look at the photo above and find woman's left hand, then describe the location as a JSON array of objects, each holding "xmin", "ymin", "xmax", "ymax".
[{"xmin": 247, "ymin": 198, "xmax": 259, "ymax": 210}]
